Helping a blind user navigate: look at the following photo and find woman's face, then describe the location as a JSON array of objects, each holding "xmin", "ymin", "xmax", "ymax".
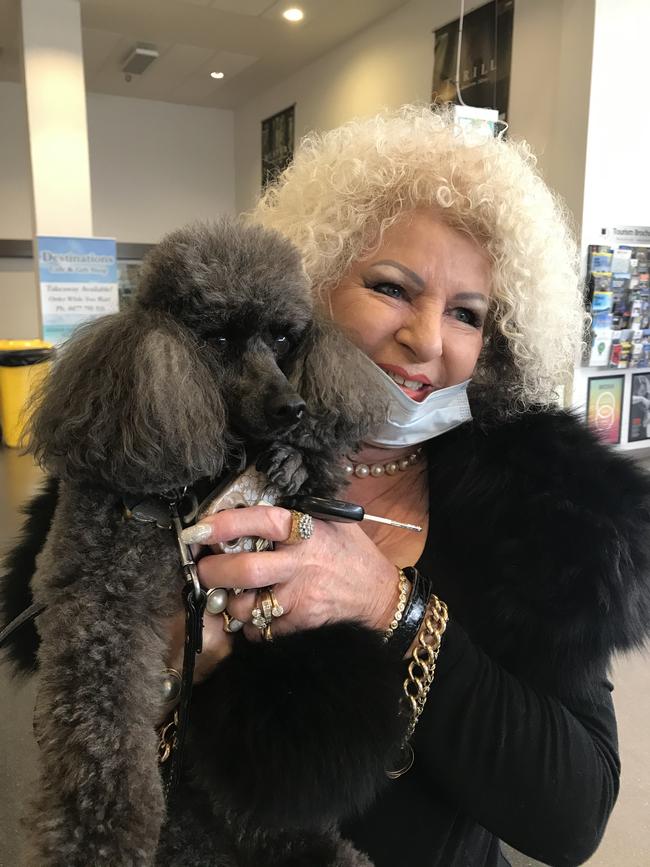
[{"xmin": 329, "ymin": 210, "xmax": 491, "ymax": 401}]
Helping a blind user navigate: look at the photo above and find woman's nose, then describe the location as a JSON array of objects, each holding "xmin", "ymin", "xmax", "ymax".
[{"xmin": 396, "ymin": 314, "xmax": 444, "ymax": 361}]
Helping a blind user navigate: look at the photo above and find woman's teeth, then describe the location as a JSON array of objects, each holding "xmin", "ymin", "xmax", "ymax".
[{"xmin": 386, "ymin": 370, "xmax": 426, "ymax": 390}]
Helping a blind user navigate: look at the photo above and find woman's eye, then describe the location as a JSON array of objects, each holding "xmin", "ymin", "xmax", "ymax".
[
  {"xmin": 452, "ymin": 308, "xmax": 482, "ymax": 328},
  {"xmin": 369, "ymin": 281, "xmax": 405, "ymax": 300}
]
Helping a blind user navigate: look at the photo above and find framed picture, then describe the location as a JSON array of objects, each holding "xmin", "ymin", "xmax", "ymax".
[
  {"xmin": 432, "ymin": 0, "xmax": 514, "ymax": 121},
  {"xmin": 586, "ymin": 375, "xmax": 625, "ymax": 445},
  {"xmin": 628, "ymin": 373, "xmax": 650, "ymax": 442},
  {"xmin": 261, "ymin": 105, "xmax": 295, "ymax": 190}
]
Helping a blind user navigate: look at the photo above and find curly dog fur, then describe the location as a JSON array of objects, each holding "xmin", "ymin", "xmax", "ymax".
[{"xmin": 3, "ymin": 220, "xmax": 402, "ymax": 866}]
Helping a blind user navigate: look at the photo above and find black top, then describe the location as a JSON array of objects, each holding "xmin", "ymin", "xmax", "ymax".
[{"xmin": 341, "ymin": 517, "xmax": 620, "ymax": 867}]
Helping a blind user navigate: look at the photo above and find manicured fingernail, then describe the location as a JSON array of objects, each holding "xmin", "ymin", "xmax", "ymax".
[{"xmin": 180, "ymin": 523, "xmax": 212, "ymax": 544}]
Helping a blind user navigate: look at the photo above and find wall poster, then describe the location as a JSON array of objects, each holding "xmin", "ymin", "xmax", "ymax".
[
  {"xmin": 261, "ymin": 105, "xmax": 295, "ymax": 190},
  {"xmin": 432, "ymin": 0, "xmax": 514, "ymax": 121},
  {"xmin": 628, "ymin": 373, "xmax": 650, "ymax": 442},
  {"xmin": 37, "ymin": 236, "xmax": 118, "ymax": 345},
  {"xmin": 586, "ymin": 375, "xmax": 625, "ymax": 445}
]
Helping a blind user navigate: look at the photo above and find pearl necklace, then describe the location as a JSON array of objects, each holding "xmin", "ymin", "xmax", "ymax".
[{"xmin": 344, "ymin": 448, "xmax": 423, "ymax": 479}]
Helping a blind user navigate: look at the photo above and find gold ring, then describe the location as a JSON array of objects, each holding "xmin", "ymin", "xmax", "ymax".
[
  {"xmin": 262, "ymin": 623, "xmax": 273, "ymax": 642},
  {"xmin": 251, "ymin": 587, "xmax": 284, "ymax": 634},
  {"xmin": 222, "ymin": 611, "xmax": 244, "ymax": 633},
  {"xmin": 251, "ymin": 589, "xmax": 272, "ymax": 630},
  {"xmin": 285, "ymin": 510, "xmax": 314, "ymax": 545},
  {"xmin": 268, "ymin": 586, "xmax": 284, "ymax": 618}
]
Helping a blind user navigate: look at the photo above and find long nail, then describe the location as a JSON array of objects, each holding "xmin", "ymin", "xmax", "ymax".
[{"xmin": 180, "ymin": 523, "xmax": 212, "ymax": 544}]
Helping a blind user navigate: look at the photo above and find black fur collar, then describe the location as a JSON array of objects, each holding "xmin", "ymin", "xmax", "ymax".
[{"xmin": 424, "ymin": 406, "xmax": 650, "ymax": 696}]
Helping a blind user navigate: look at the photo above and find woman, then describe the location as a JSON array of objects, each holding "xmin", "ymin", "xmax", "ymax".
[{"xmin": 168, "ymin": 107, "xmax": 650, "ymax": 866}]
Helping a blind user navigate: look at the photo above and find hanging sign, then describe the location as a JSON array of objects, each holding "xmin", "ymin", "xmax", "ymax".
[
  {"xmin": 603, "ymin": 226, "xmax": 650, "ymax": 246},
  {"xmin": 36, "ymin": 236, "xmax": 119, "ymax": 345}
]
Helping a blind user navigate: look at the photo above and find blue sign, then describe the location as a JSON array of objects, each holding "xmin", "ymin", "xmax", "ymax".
[{"xmin": 37, "ymin": 236, "xmax": 118, "ymax": 345}]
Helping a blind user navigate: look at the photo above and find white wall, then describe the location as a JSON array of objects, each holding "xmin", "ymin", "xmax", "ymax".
[
  {"xmin": 0, "ymin": 84, "xmax": 236, "ymax": 243},
  {"xmin": 572, "ymin": 0, "xmax": 650, "ymax": 423},
  {"xmin": 88, "ymin": 94, "xmax": 235, "ymax": 243},
  {"xmin": 0, "ymin": 82, "xmax": 33, "ymax": 240},
  {"xmin": 0, "ymin": 81, "xmax": 38, "ymax": 338},
  {"xmin": 0, "ymin": 260, "xmax": 40, "ymax": 340},
  {"xmin": 0, "ymin": 83, "xmax": 235, "ymax": 337},
  {"xmin": 234, "ymin": 0, "xmax": 595, "ymax": 231},
  {"xmin": 509, "ymin": 0, "xmax": 594, "ymax": 239},
  {"xmin": 581, "ymin": 0, "xmax": 650, "ymax": 248}
]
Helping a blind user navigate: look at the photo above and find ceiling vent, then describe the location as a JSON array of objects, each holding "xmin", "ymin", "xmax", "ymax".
[{"xmin": 122, "ymin": 43, "xmax": 159, "ymax": 76}]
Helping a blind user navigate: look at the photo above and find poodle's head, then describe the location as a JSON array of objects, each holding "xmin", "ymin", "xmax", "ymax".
[
  {"xmin": 135, "ymin": 220, "xmax": 313, "ymax": 438},
  {"xmin": 28, "ymin": 220, "xmax": 314, "ymax": 494}
]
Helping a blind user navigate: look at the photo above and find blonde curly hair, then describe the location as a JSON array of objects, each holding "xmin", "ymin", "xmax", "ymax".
[{"xmin": 252, "ymin": 104, "xmax": 585, "ymax": 405}]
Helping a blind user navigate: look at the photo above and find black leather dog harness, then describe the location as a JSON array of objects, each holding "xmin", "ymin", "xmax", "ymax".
[
  {"xmin": 0, "ymin": 488, "xmax": 209, "ymax": 797},
  {"xmin": 121, "ymin": 489, "xmax": 208, "ymax": 795}
]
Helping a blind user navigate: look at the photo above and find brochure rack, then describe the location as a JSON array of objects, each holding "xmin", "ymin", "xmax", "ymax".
[{"xmin": 575, "ymin": 233, "xmax": 650, "ymax": 451}]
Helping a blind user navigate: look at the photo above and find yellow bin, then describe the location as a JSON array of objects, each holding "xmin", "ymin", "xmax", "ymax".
[{"xmin": 0, "ymin": 339, "xmax": 54, "ymax": 448}]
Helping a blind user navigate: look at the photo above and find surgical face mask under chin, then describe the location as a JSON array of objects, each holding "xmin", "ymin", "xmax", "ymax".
[{"xmin": 364, "ymin": 364, "xmax": 472, "ymax": 448}]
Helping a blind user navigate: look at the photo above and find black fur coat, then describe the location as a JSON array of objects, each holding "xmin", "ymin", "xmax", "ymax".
[
  {"xmin": 423, "ymin": 404, "xmax": 650, "ymax": 697},
  {"xmin": 3, "ymin": 405, "xmax": 650, "ymax": 866}
]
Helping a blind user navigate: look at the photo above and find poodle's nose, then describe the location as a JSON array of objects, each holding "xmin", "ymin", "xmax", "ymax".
[{"xmin": 265, "ymin": 394, "xmax": 306, "ymax": 429}]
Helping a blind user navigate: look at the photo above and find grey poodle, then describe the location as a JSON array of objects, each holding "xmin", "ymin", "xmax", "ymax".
[{"xmin": 4, "ymin": 220, "xmax": 405, "ymax": 866}]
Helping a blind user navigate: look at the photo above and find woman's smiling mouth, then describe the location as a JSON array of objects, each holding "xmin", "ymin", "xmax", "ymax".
[{"xmin": 378, "ymin": 364, "xmax": 436, "ymax": 402}]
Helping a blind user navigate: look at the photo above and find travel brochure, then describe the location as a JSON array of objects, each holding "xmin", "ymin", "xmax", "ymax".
[{"xmin": 584, "ymin": 243, "xmax": 650, "ymax": 369}]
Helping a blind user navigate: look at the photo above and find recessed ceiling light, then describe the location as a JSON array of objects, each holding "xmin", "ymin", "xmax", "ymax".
[
  {"xmin": 210, "ymin": 71, "xmax": 224, "ymax": 79},
  {"xmin": 282, "ymin": 7, "xmax": 304, "ymax": 22}
]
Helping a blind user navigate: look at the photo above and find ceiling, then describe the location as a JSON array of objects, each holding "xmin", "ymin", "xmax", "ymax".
[{"xmin": 0, "ymin": 0, "xmax": 410, "ymax": 109}]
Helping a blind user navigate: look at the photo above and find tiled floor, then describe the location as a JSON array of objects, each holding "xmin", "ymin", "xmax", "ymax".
[{"xmin": 0, "ymin": 447, "xmax": 648, "ymax": 866}]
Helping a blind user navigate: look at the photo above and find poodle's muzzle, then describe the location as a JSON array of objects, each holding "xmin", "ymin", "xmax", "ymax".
[{"xmin": 225, "ymin": 343, "xmax": 307, "ymax": 440}]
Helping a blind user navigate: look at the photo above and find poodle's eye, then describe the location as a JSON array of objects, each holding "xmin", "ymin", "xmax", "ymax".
[
  {"xmin": 273, "ymin": 335, "xmax": 291, "ymax": 356},
  {"xmin": 205, "ymin": 332, "xmax": 228, "ymax": 347}
]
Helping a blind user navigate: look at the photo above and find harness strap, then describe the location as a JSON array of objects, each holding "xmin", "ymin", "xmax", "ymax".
[
  {"xmin": 0, "ymin": 601, "xmax": 45, "ymax": 648},
  {"xmin": 162, "ymin": 498, "xmax": 207, "ymax": 795},
  {"xmin": 163, "ymin": 581, "xmax": 206, "ymax": 795}
]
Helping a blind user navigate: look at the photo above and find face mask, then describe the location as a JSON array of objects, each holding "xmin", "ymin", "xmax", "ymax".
[{"xmin": 364, "ymin": 364, "xmax": 472, "ymax": 448}]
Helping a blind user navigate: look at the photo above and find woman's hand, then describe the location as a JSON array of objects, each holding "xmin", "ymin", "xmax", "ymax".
[{"xmin": 193, "ymin": 506, "xmax": 400, "ymax": 641}]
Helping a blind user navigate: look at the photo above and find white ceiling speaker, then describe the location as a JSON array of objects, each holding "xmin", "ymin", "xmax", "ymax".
[{"xmin": 122, "ymin": 43, "xmax": 159, "ymax": 76}]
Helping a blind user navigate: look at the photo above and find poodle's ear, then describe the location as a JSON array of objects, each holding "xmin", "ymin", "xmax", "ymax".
[
  {"xmin": 292, "ymin": 316, "xmax": 387, "ymax": 445},
  {"xmin": 27, "ymin": 311, "xmax": 227, "ymax": 493}
]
